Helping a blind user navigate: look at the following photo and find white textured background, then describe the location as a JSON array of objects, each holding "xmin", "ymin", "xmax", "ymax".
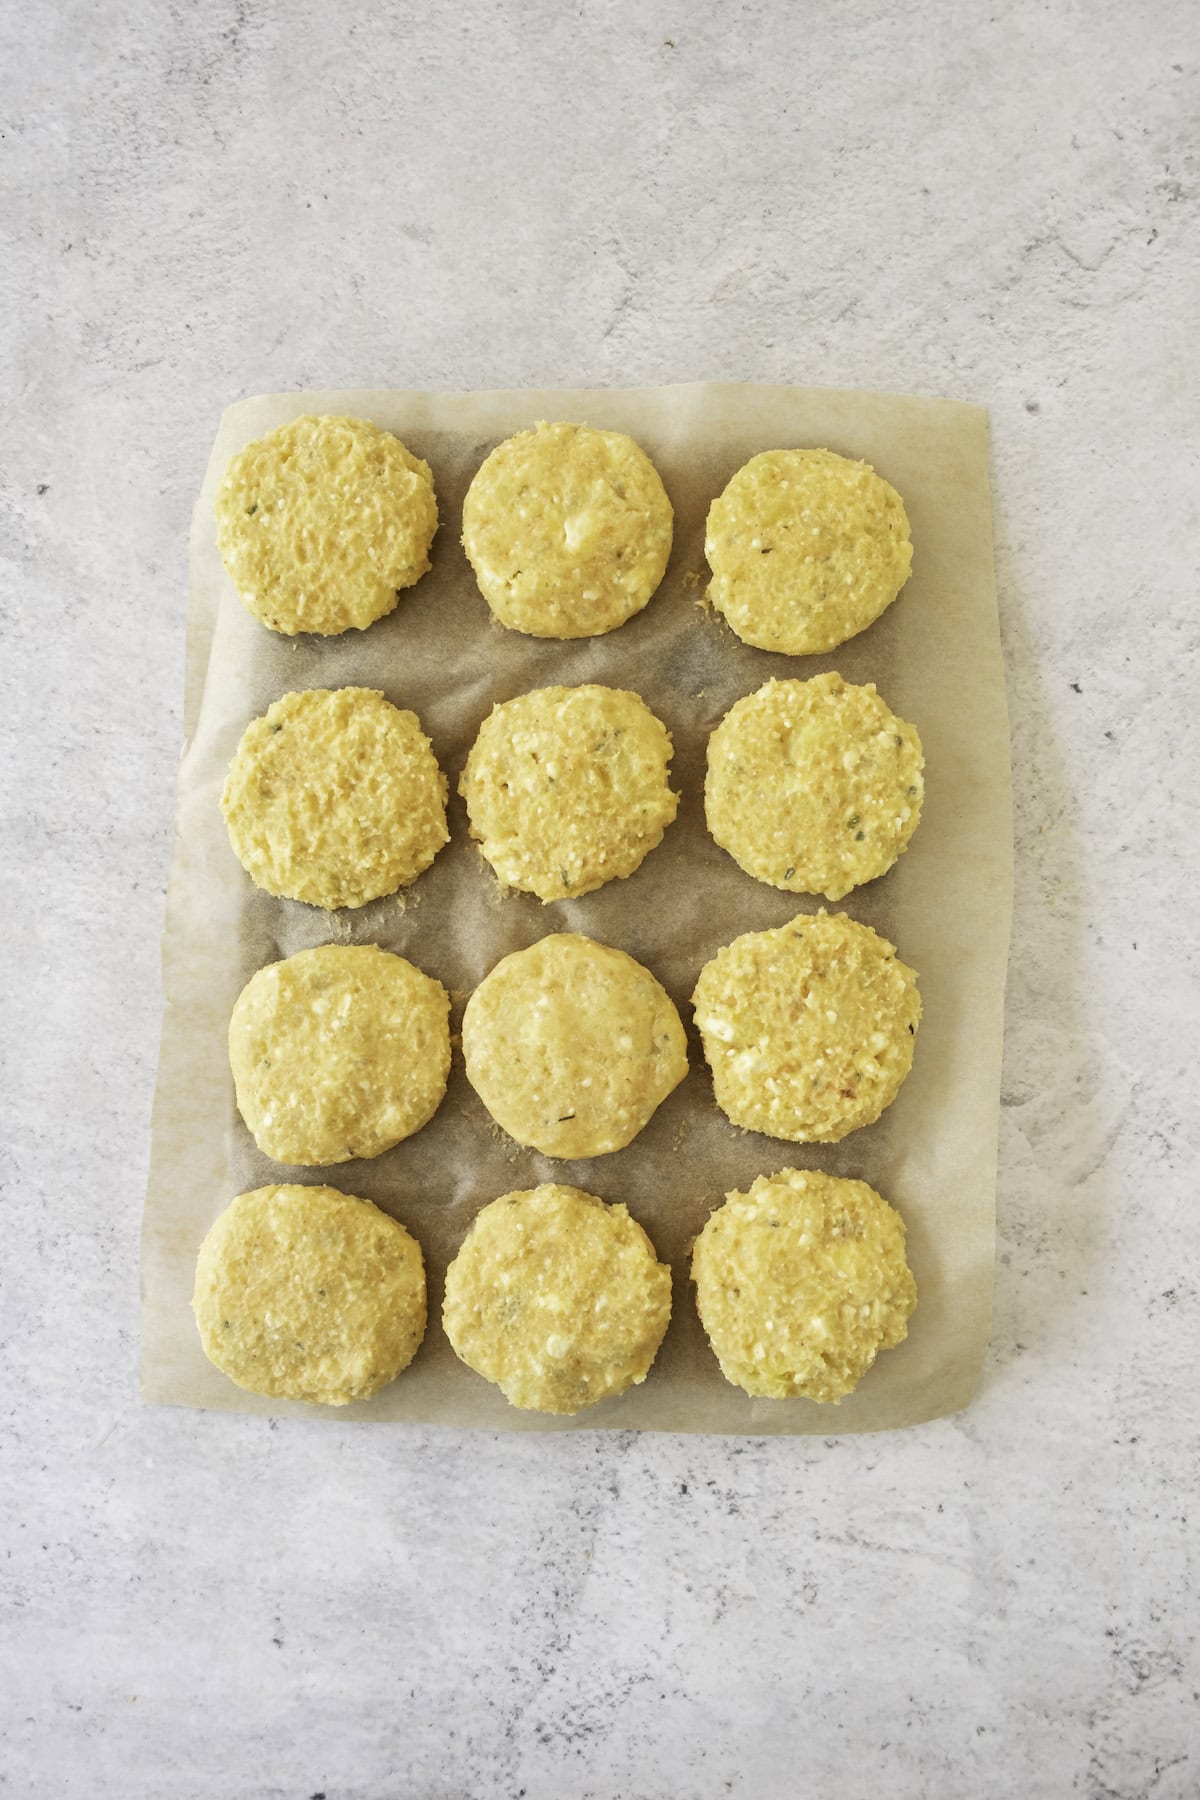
[{"xmin": 2, "ymin": 3, "xmax": 1197, "ymax": 1796}]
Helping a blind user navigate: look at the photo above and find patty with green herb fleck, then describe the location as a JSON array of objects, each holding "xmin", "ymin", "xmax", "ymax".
[
  {"xmin": 461, "ymin": 421, "xmax": 673, "ymax": 638},
  {"xmin": 221, "ymin": 687, "xmax": 449, "ymax": 910},
  {"xmin": 704, "ymin": 447, "xmax": 912, "ymax": 654},
  {"xmin": 692, "ymin": 1167, "xmax": 916, "ymax": 1402},
  {"xmin": 705, "ymin": 673, "xmax": 923, "ymax": 899},
  {"xmin": 463, "ymin": 933, "xmax": 688, "ymax": 1157},
  {"xmin": 443, "ymin": 1183, "xmax": 671, "ymax": 1414},
  {"xmin": 193, "ymin": 1184, "xmax": 427, "ymax": 1405},
  {"xmin": 460, "ymin": 684, "xmax": 678, "ymax": 901},
  {"xmin": 692, "ymin": 911, "xmax": 921, "ymax": 1142},
  {"xmin": 229, "ymin": 945, "xmax": 451, "ymax": 1166},
  {"xmin": 214, "ymin": 414, "xmax": 438, "ymax": 636}
]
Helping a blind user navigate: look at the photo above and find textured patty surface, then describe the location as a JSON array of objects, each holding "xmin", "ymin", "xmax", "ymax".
[
  {"xmin": 462, "ymin": 933, "xmax": 688, "ymax": 1157},
  {"xmin": 229, "ymin": 944, "xmax": 451, "ymax": 1165},
  {"xmin": 443, "ymin": 1183, "xmax": 672, "ymax": 1414},
  {"xmin": 193, "ymin": 1184, "xmax": 427, "ymax": 1405},
  {"xmin": 460, "ymin": 683, "xmax": 678, "ymax": 900},
  {"xmin": 692, "ymin": 910, "xmax": 920, "ymax": 1142},
  {"xmin": 692, "ymin": 1167, "xmax": 917, "ymax": 1402},
  {"xmin": 221, "ymin": 686, "xmax": 449, "ymax": 909},
  {"xmin": 215, "ymin": 414, "xmax": 438, "ymax": 635},
  {"xmin": 705, "ymin": 447, "xmax": 912, "ymax": 653},
  {"xmin": 462, "ymin": 420, "xmax": 673, "ymax": 638},
  {"xmin": 705, "ymin": 673, "xmax": 924, "ymax": 899}
]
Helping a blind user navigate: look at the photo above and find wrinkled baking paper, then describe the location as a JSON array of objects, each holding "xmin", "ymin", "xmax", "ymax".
[{"xmin": 141, "ymin": 383, "xmax": 1011, "ymax": 1435}]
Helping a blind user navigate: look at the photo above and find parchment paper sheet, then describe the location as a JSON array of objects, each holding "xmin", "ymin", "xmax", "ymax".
[{"xmin": 141, "ymin": 382, "xmax": 1011, "ymax": 1434}]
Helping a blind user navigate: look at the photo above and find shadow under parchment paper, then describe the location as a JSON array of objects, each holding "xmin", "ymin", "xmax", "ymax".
[{"xmin": 141, "ymin": 382, "xmax": 1012, "ymax": 1435}]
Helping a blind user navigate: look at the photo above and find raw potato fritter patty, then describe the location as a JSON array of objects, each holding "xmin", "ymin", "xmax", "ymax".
[
  {"xmin": 229, "ymin": 944, "xmax": 451, "ymax": 1166},
  {"xmin": 691, "ymin": 1167, "xmax": 917, "ymax": 1402},
  {"xmin": 705, "ymin": 448, "xmax": 912, "ymax": 654},
  {"xmin": 462, "ymin": 933, "xmax": 688, "ymax": 1158},
  {"xmin": 692, "ymin": 911, "xmax": 921, "ymax": 1142},
  {"xmin": 460, "ymin": 684, "xmax": 678, "ymax": 901},
  {"xmin": 443, "ymin": 1183, "xmax": 672, "ymax": 1414},
  {"xmin": 221, "ymin": 687, "xmax": 449, "ymax": 910},
  {"xmin": 705, "ymin": 673, "xmax": 924, "ymax": 900},
  {"xmin": 192, "ymin": 1184, "xmax": 427, "ymax": 1406},
  {"xmin": 214, "ymin": 414, "xmax": 439, "ymax": 636},
  {"xmin": 461, "ymin": 421, "xmax": 674, "ymax": 638}
]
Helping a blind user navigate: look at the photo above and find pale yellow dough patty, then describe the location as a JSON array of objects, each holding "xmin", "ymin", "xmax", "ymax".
[
  {"xmin": 705, "ymin": 448, "xmax": 912, "ymax": 654},
  {"xmin": 214, "ymin": 414, "xmax": 439, "ymax": 636},
  {"xmin": 193, "ymin": 1184, "xmax": 427, "ymax": 1405},
  {"xmin": 229, "ymin": 945, "xmax": 451, "ymax": 1166},
  {"xmin": 462, "ymin": 933, "xmax": 688, "ymax": 1157},
  {"xmin": 461, "ymin": 421, "xmax": 674, "ymax": 638},
  {"xmin": 692, "ymin": 1168, "xmax": 916, "ymax": 1402},
  {"xmin": 460, "ymin": 684, "xmax": 678, "ymax": 901},
  {"xmin": 221, "ymin": 687, "xmax": 449, "ymax": 910},
  {"xmin": 443, "ymin": 1184, "xmax": 672, "ymax": 1414},
  {"xmin": 692, "ymin": 911, "xmax": 921, "ymax": 1142},
  {"xmin": 705, "ymin": 673, "xmax": 924, "ymax": 900}
]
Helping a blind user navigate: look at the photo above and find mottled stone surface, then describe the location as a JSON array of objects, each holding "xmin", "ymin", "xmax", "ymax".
[{"xmin": 1, "ymin": 2, "xmax": 1197, "ymax": 1796}]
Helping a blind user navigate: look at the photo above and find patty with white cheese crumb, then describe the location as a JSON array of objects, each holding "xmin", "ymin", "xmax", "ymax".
[
  {"xmin": 215, "ymin": 414, "xmax": 438, "ymax": 636},
  {"xmin": 692, "ymin": 911, "xmax": 920, "ymax": 1142},
  {"xmin": 705, "ymin": 672, "xmax": 924, "ymax": 899},
  {"xmin": 705, "ymin": 447, "xmax": 912, "ymax": 654},
  {"xmin": 460, "ymin": 683, "xmax": 678, "ymax": 901},
  {"xmin": 229, "ymin": 945, "xmax": 451, "ymax": 1166},
  {"xmin": 462, "ymin": 933, "xmax": 688, "ymax": 1157},
  {"xmin": 193, "ymin": 1184, "xmax": 427, "ymax": 1405},
  {"xmin": 692, "ymin": 1167, "xmax": 916, "ymax": 1402},
  {"xmin": 461, "ymin": 421, "xmax": 674, "ymax": 638},
  {"xmin": 443, "ymin": 1184, "xmax": 672, "ymax": 1413}
]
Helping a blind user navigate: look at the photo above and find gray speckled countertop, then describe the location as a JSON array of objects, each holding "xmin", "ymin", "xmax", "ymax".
[{"xmin": 2, "ymin": 3, "xmax": 1197, "ymax": 1796}]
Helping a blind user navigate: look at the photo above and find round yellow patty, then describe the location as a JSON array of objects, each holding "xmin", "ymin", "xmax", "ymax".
[
  {"xmin": 462, "ymin": 933, "xmax": 688, "ymax": 1157},
  {"xmin": 460, "ymin": 684, "xmax": 678, "ymax": 901},
  {"xmin": 229, "ymin": 945, "xmax": 451, "ymax": 1166},
  {"xmin": 705, "ymin": 673, "xmax": 924, "ymax": 900},
  {"xmin": 692, "ymin": 1168, "xmax": 916, "ymax": 1402},
  {"xmin": 214, "ymin": 415, "xmax": 439, "ymax": 636},
  {"xmin": 192, "ymin": 1184, "xmax": 427, "ymax": 1405},
  {"xmin": 443, "ymin": 1184, "xmax": 672, "ymax": 1413},
  {"xmin": 221, "ymin": 687, "xmax": 449, "ymax": 910},
  {"xmin": 461, "ymin": 421, "xmax": 674, "ymax": 638},
  {"xmin": 692, "ymin": 911, "xmax": 921, "ymax": 1142},
  {"xmin": 705, "ymin": 448, "xmax": 912, "ymax": 654}
]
